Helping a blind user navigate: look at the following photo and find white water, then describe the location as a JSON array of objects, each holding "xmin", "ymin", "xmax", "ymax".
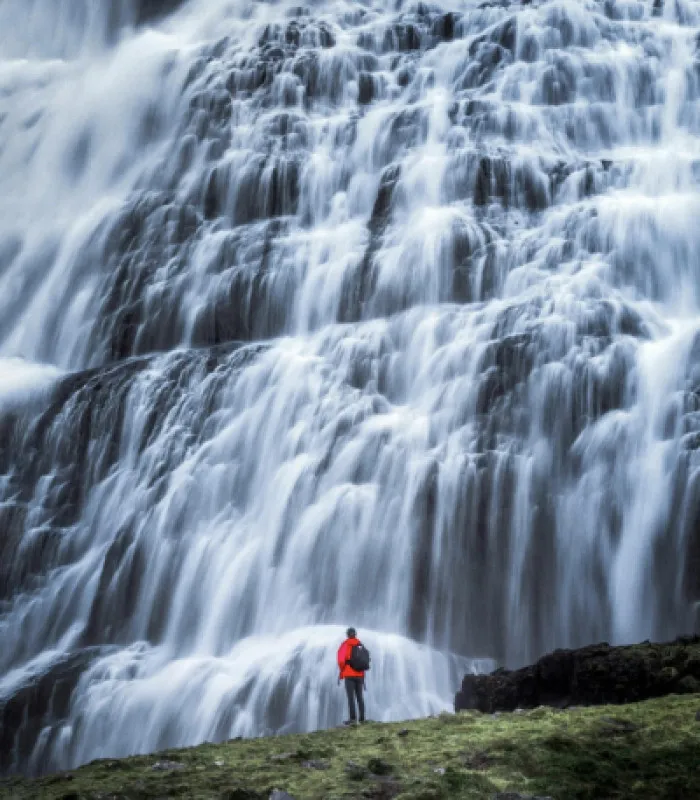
[
  {"xmin": 0, "ymin": 358, "xmax": 62, "ymax": 410},
  {"xmin": 0, "ymin": 0, "xmax": 699, "ymax": 775}
]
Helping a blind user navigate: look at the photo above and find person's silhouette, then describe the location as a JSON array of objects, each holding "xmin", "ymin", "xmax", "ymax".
[{"xmin": 337, "ymin": 627, "xmax": 368, "ymax": 724}]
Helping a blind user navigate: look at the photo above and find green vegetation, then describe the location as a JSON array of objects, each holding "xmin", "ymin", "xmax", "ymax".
[{"xmin": 2, "ymin": 694, "xmax": 699, "ymax": 800}]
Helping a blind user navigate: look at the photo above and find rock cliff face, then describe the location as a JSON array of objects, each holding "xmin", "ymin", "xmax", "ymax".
[{"xmin": 455, "ymin": 637, "xmax": 700, "ymax": 713}]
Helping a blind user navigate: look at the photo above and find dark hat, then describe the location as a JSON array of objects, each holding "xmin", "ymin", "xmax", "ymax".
[{"xmin": 346, "ymin": 627, "xmax": 356, "ymax": 638}]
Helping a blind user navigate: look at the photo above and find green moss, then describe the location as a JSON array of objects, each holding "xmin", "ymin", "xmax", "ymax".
[{"xmin": 2, "ymin": 695, "xmax": 699, "ymax": 800}]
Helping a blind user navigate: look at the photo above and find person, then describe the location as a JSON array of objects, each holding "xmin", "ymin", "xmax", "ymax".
[{"xmin": 337, "ymin": 627, "xmax": 366, "ymax": 725}]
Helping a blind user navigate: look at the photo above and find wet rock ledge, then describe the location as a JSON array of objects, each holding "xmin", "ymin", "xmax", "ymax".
[{"xmin": 455, "ymin": 636, "xmax": 700, "ymax": 713}]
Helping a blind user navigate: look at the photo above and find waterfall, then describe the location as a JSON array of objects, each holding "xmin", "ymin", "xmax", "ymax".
[{"xmin": 1, "ymin": 0, "xmax": 699, "ymax": 775}]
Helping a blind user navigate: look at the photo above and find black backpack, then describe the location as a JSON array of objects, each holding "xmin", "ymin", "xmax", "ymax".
[{"xmin": 348, "ymin": 642, "xmax": 371, "ymax": 672}]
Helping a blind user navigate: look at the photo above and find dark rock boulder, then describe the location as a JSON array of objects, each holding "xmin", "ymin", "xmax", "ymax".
[
  {"xmin": 367, "ymin": 757, "xmax": 393, "ymax": 776},
  {"xmin": 455, "ymin": 636, "xmax": 700, "ymax": 713},
  {"xmin": 219, "ymin": 790, "xmax": 266, "ymax": 800},
  {"xmin": 134, "ymin": 0, "xmax": 186, "ymax": 25}
]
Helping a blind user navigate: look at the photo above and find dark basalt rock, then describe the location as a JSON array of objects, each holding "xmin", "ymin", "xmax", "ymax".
[
  {"xmin": 367, "ymin": 757, "xmax": 393, "ymax": 776},
  {"xmin": 358, "ymin": 72, "xmax": 375, "ymax": 105},
  {"xmin": 0, "ymin": 647, "xmax": 113, "ymax": 774},
  {"xmin": 134, "ymin": 0, "xmax": 186, "ymax": 25},
  {"xmin": 432, "ymin": 12, "xmax": 458, "ymax": 42},
  {"xmin": 219, "ymin": 790, "xmax": 267, "ymax": 800},
  {"xmin": 455, "ymin": 637, "xmax": 700, "ymax": 713}
]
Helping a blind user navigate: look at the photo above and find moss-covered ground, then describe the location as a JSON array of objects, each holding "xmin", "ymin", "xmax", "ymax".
[{"xmin": 2, "ymin": 694, "xmax": 699, "ymax": 800}]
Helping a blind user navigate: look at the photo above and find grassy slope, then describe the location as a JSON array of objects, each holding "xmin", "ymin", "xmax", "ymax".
[{"xmin": 2, "ymin": 694, "xmax": 699, "ymax": 800}]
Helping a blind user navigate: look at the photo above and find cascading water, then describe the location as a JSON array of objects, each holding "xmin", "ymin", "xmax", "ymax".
[{"xmin": 1, "ymin": 0, "xmax": 699, "ymax": 775}]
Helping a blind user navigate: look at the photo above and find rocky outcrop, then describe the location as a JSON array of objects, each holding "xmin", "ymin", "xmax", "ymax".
[
  {"xmin": 134, "ymin": 1, "xmax": 185, "ymax": 24},
  {"xmin": 0, "ymin": 647, "xmax": 112, "ymax": 774},
  {"xmin": 455, "ymin": 637, "xmax": 700, "ymax": 713}
]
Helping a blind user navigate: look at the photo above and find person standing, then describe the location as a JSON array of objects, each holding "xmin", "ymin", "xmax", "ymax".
[{"xmin": 337, "ymin": 627, "xmax": 370, "ymax": 725}]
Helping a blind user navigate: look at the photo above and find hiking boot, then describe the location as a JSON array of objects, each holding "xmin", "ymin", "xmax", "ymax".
[{"xmin": 342, "ymin": 720, "xmax": 357, "ymax": 726}]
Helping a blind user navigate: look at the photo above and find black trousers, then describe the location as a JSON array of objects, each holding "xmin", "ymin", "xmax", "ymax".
[{"xmin": 344, "ymin": 676, "xmax": 365, "ymax": 721}]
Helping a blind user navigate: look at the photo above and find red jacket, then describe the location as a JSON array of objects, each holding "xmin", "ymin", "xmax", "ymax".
[{"xmin": 337, "ymin": 637, "xmax": 364, "ymax": 679}]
